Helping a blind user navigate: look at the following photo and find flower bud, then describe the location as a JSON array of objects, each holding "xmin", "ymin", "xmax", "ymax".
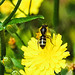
[
  {"xmin": 11, "ymin": 70, "xmax": 21, "ymax": 75},
  {"xmin": 8, "ymin": 37, "xmax": 16, "ymax": 49},
  {"xmin": 6, "ymin": 25, "xmax": 18, "ymax": 33},
  {"xmin": 2, "ymin": 57, "xmax": 13, "ymax": 68}
]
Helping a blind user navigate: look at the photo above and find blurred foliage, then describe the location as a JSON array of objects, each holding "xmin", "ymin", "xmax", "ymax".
[{"xmin": 0, "ymin": 0, "xmax": 75, "ymax": 75}]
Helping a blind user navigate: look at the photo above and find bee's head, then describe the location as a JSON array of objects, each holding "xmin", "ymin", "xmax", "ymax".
[{"xmin": 42, "ymin": 25, "xmax": 48, "ymax": 28}]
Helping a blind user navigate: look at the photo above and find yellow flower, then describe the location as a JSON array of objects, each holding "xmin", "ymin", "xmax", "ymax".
[
  {"xmin": 20, "ymin": 33, "xmax": 70, "ymax": 75},
  {"xmin": 0, "ymin": 0, "xmax": 43, "ymax": 17},
  {"xmin": 0, "ymin": 0, "xmax": 14, "ymax": 15},
  {"xmin": 13, "ymin": 0, "xmax": 43, "ymax": 18}
]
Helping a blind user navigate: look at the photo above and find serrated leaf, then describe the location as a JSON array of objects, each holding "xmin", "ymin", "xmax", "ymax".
[
  {"xmin": 7, "ymin": 15, "xmax": 44, "ymax": 25},
  {"xmin": 11, "ymin": 58, "xmax": 24, "ymax": 69}
]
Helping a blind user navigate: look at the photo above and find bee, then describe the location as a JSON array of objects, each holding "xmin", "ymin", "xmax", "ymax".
[
  {"xmin": 39, "ymin": 25, "xmax": 47, "ymax": 49},
  {"xmin": 36, "ymin": 25, "xmax": 52, "ymax": 49}
]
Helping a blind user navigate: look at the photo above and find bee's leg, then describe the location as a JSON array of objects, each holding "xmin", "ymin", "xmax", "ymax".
[
  {"xmin": 37, "ymin": 40, "xmax": 39, "ymax": 49},
  {"xmin": 46, "ymin": 35, "xmax": 54, "ymax": 45}
]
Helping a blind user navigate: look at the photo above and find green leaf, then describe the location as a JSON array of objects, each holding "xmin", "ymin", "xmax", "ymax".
[
  {"xmin": 61, "ymin": 69, "xmax": 68, "ymax": 75},
  {"xmin": 7, "ymin": 15, "xmax": 44, "ymax": 25},
  {"xmin": 11, "ymin": 58, "xmax": 24, "ymax": 69},
  {"xmin": 0, "ymin": 22, "xmax": 5, "ymax": 31}
]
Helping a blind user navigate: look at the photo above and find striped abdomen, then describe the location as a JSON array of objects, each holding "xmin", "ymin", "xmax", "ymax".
[{"xmin": 39, "ymin": 36, "xmax": 46, "ymax": 49}]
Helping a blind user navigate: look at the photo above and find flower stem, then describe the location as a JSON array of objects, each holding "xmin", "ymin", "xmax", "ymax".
[
  {"xmin": 28, "ymin": 0, "xmax": 32, "ymax": 16},
  {"xmin": 15, "ymin": 32, "xmax": 26, "ymax": 46},
  {"xmin": 53, "ymin": 0, "xmax": 59, "ymax": 30},
  {"xmin": 73, "ymin": 69, "xmax": 75, "ymax": 75},
  {"xmin": 2, "ymin": 0, "xmax": 22, "ymax": 26},
  {"xmin": 73, "ymin": 43, "xmax": 75, "ymax": 59},
  {"xmin": 0, "ymin": 30, "xmax": 6, "ymax": 75},
  {"xmin": 0, "ymin": 0, "xmax": 5, "ymax": 5}
]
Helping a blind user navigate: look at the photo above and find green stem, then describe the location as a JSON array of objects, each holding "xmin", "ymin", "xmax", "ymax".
[
  {"xmin": 2, "ymin": 0, "xmax": 22, "ymax": 26},
  {"xmin": 73, "ymin": 43, "xmax": 75, "ymax": 59},
  {"xmin": 0, "ymin": 30, "xmax": 6, "ymax": 75},
  {"xmin": 53, "ymin": 0, "xmax": 59, "ymax": 30},
  {"xmin": 73, "ymin": 70, "xmax": 75, "ymax": 75},
  {"xmin": 28, "ymin": 0, "xmax": 32, "ymax": 16},
  {"xmin": 15, "ymin": 32, "xmax": 26, "ymax": 46},
  {"xmin": 0, "ymin": 0, "xmax": 5, "ymax": 5},
  {"xmin": 10, "ymin": 1, "xmax": 28, "ymax": 16}
]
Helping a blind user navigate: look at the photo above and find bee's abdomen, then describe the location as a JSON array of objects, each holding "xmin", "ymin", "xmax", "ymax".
[{"xmin": 39, "ymin": 36, "xmax": 46, "ymax": 49}]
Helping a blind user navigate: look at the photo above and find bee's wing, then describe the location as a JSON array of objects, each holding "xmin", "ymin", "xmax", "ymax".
[
  {"xmin": 46, "ymin": 28, "xmax": 51, "ymax": 37},
  {"xmin": 48, "ymin": 28, "xmax": 56, "ymax": 34}
]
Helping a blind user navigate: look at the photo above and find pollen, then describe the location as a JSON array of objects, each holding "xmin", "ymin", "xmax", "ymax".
[{"xmin": 36, "ymin": 32, "xmax": 41, "ymax": 39}]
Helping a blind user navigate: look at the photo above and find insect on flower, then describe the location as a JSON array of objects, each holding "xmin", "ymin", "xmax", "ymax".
[{"xmin": 36, "ymin": 25, "xmax": 53, "ymax": 49}]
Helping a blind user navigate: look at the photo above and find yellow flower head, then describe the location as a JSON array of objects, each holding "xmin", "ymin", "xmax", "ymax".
[
  {"xmin": 13, "ymin": 0, "xmax": 43, "ymax": 17},
  {"xmin": 20, "ymin": 33, "xmax": 70, "ymax": 75},
  {"xmin": 0, "ymin": 0, "xmax": 14, "ymax": 15},
  {"xmin": 0, "ymin": 0, "xmax": 43, "ymax": 17}
]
